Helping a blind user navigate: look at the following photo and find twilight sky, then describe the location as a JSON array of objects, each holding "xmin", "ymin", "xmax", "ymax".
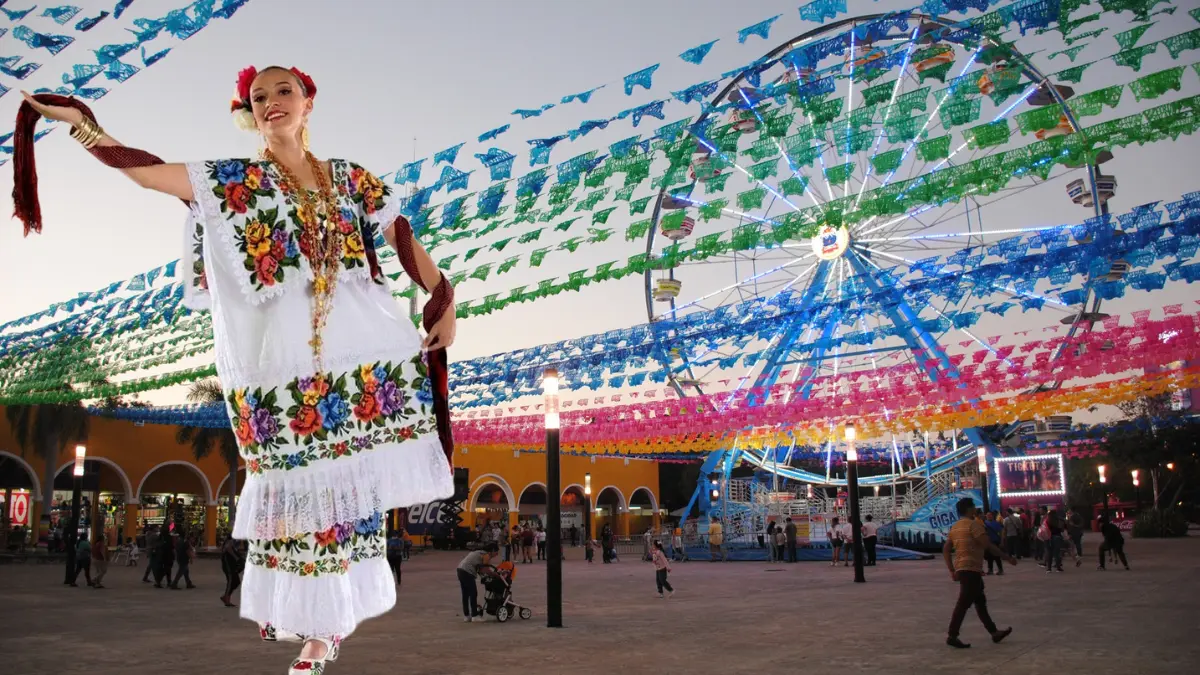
[{"xmin": 0, "ymin": 0, "xmax": 1197, "ymax": 411}]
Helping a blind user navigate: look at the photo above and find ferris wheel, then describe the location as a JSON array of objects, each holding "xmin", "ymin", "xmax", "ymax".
[
  {"xmin": 642, "ymin": 13, "xmax": 1110, "ymax": 416},
  {"xmin": 633, "ymin": 12, "xmax": 1135, "ymax": 503}
]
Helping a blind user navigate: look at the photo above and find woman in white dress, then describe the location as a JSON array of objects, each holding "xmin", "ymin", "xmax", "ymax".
[{"xmin": 16, "ymin": 66, "xmax": 456, "ymax": 674}]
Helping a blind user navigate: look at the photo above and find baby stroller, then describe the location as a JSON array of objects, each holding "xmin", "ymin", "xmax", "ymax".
[{"xmin": 479, "ymin": 562, "xmax": 532, "ymax": 622}]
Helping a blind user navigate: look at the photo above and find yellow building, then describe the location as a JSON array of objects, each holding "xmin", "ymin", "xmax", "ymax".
[{"xmin": 0, "ymin": 409, "xmax": 660, "ymax": 549}]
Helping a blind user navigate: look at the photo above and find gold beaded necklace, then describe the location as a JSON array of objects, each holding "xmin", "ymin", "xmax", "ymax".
[{"xmin": 262, "ymin": 148, "xmax": 343, "ymax": 372}]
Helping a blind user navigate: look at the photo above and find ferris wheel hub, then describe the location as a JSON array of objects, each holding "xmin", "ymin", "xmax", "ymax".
[{"xmin": 812, "ymin": 224, "xmax": 851, "ymax": 261}]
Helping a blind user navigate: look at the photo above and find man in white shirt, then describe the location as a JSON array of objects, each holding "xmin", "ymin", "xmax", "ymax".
[
  {"xmin": 1002, "ymin": 509, "xmax": 1022, "ymax": 559},
  {"xmin": 862, "ymin": 515, "xmax": 879, "ymax": 566},
  {"xmin": 838, "ymin": 520, "xmax": 854, "ymax": 566}
]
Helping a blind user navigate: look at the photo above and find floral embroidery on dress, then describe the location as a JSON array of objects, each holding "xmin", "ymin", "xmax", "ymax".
[
  {"xmin": 196, "ymin": 158, "xmax": 389, "ymax": 298},
  {"xmin": 228, "ymin": 387, "xmax": 286, "ymax": 454},
  {"xmin": 191, "ymin": 219, "xmax": 208, "ymax": 292},
  {"xmin": 345, "ymin": 163, "xmax": 390, "ymax": 215},
  {"xmin": 227, "ymin": 355, "xmax": 435, "ymax": 474},
  {"xmin": 210, "ymin": 160, "xmax": 275, "ymax": 216},
  {"xmin": 238, "ymin": 207, "xmax": 302, "ymax": 289},
  {"xmin": 248, "ymin": 511, "xmax": 385, "ymax": 577}
]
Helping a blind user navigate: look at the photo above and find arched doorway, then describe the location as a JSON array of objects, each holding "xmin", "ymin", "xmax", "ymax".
[
  {"xmin": 595, "ymin": 486, "xmax": 626, "ymax": 536},
  {"xmin": 0, "ymin": 451, "xmax": 39, "ymax": 551},
  {"xmin": 470, "ymin": 481, "xmax": 511, "ymax": 532},
  {"xmin": 137, "ymin": 461, "xmax": 212, "ymax": 539},
  {"xmin": 629, "ymin": 487, "xmax": 659, "ymax": 534},
  {"xmin": 52, "ymin": 458, "xmax": 135, "ymax": 547},
  {"xmin": 561, "ymin": 484, "xmax": 587, "ymax": 545},
  {"xmin": 517, "ymin": 482, "xmax": 547, "ymax": 528}
]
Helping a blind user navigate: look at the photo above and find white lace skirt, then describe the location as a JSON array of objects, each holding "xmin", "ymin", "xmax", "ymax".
[{"xmin": 226, "ymin": 353, "xmax": 454, "ymax": 637}]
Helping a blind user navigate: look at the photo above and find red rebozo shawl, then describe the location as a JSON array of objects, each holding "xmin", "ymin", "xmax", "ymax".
[{"xmin": 11, "ymin": 94, "xmax": 456, "ymax": 468}]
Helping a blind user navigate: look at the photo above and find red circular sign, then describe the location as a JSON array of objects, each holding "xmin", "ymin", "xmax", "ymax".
[{"xmin": 9, "ymin": 492, "xmax": 30, "ymax": 526}]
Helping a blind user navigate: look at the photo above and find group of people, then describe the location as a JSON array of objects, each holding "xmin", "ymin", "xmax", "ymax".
[
  {"xmin": 138, "ymin": 524, "xmax": 199, "ymax": 590},
  {"xmin": 66, "ymin": 530, "xmax": 113, "ymax": 589},
  {"xmin": 66, "ymin": 522, "xmax": 238, "ymax": 601},
  {"xmin": 825, "ymin": 515, "xmax": 880, "ymax": 566},
  {"xmin": 994, "ymin": 505, "xmax": 1129, "ymax": 572},
  {"xmin": 477, "ymin": 521, "xmax": 560, "ymax": 564},
  {"xmin": 942, "ymin": 499, "xmax": 1133, "ymax": 650}
]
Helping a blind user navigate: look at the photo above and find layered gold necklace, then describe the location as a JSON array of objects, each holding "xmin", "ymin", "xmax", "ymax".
[{"xmin": 262, "ymin": 148, "xmax": 343, "ymax": 372}]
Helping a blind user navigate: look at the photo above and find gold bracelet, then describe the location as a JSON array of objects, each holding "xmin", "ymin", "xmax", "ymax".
[
  {"xmin": 70, "ymin": 117, "xmax": 105, "ymax": 149},
  {"xmin": 69, "ymin": 121, "xmax": 96, "ymax": 148}
]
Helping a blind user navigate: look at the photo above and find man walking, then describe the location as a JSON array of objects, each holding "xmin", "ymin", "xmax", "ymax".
[
  {"xmin": 1097, "ymin": 516, "xmax": 1130, "ymax": 571},
  {"xmin": 943, "ymin": 497, "xmax": 1017, "ymax": 648},
  {"xmin": 142, "ymin": 525, "xmax": 160, "ymax": 583},
  {"xmin": 785, "ymin": 517, "xmax": 798, "ymax": 563},
  {"xmin": 90, "ymin": 533, "xmax": 109, "ymax": 589},
  {"xmin": 169, "ymin": 532, "xmax": 195, "ymax": 589}
]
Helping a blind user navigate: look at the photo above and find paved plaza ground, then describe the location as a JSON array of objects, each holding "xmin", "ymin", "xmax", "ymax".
[{"xmin": 1, "ymin": 534, "xmax": 1197, "ymax": 675}]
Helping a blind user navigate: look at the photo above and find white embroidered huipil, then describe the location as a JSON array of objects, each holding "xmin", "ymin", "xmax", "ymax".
[{"xmin": 181, "ymin": 157, "xmax": 453, "ymax": 638}]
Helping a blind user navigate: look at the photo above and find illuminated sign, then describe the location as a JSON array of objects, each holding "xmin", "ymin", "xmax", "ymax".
[
  {"xmin": 995, "ymin": 453, "xmax": 1066, "ymax": 498},
  {"xmin": 7, "ymin": 491, "xmax": 30, "ymax": 527},
  {"xmin": 812, "ymin": 225, "xmax": 849, "ymax": 261}
]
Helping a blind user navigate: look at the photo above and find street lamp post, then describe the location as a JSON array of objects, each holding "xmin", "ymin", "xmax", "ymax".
[
  {"xmin": 543, "ymin": 368, "xmax": 562, "ymax": 628},
  {"xmin": 1131, "ymin": 469, "xmax": 1140, "ymax": 512},
  {"xmin": 845, "ymin": 424, "xmax": 865, "ymax": 583},
  {"xmin": 977, "ymin": 447, "xmax": 990, "ymax": 515},
  {"xmin": 1098, "ymin": 464, "xmax": 1108, "ymax": 523},
  {"xmin": 64, "ymin": 445, "xmax": 86, "ymax": 585}
]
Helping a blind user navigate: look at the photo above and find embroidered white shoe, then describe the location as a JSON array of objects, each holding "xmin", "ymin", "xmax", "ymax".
[
  {"xmin": 260, "ymin": 623, "xmax": 306, "ymax": 643},
  {"xmin": 288, "ymin": 636, "xmax": 339, "ymax": 675}
]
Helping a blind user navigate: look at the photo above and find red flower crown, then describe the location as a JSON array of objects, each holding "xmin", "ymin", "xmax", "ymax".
[{"xmin": 229, "ymin": 65, "xmax": 318, "ymax": 113}]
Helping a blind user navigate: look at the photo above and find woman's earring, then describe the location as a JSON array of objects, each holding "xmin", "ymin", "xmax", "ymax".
[
  {"xmin": 257, "ymin": 133, "xmax": 267, "ymax": 160},
  {"xmin": 301, "ymin": 125, "xmax": 310, "ymax": 152}
]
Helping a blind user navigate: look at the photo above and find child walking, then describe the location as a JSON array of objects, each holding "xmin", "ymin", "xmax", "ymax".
[
  {"xmin": 585, "ymin": 538, "xmax": 595, "ymax": 564},
  {"xmin": 651, "ymin": 541, "xmax": 674, "ymax": 598}
]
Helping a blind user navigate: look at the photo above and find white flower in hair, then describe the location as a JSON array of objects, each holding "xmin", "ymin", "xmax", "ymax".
[{"xmin": 233, "ymin": 106, "xmax": 257, "ymax": 132}]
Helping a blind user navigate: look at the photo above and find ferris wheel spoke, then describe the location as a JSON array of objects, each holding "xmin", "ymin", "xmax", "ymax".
[
  {"xmin": 673, "ymin": 195, "xmax": 784, "ymax": 228},
  {"xmin": 690, "ymin": 127, "xmax": 807, "ymax": 214},
  {"xmin": 851, "ymin": 46, "xmax": 984, "ymax": 235},
  {"xmin": 855, "ymin": 242, "xmax": 1076, "ymax": 314},
  {"xmin": 669, "ymin": 253, "xmax": 817, "ymax": 315},
  {"xmin": 872, "ymin": 83, "xmax": 1042, "ymax": 229},
  {"xmin": 857, "ymin": 223, "xmax": 1066, "ymax": 244},
  {"xmin": 854, "ymin": 31, "xmax": 921, "ymax": 210}
]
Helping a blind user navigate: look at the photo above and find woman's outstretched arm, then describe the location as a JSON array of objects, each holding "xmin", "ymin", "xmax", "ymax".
[{"xmin": 20, "ymin": 92, "xmax": 193, "ymax": 201}]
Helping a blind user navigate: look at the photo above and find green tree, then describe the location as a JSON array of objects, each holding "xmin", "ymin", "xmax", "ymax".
[
  {"xmin": 1104, "ymin": 393, "xmax": 1197, "ymax": 511},
  {"xmin": 175, "ymin": 379, "xmax": 240, "ymax": 529},
  {"xmin": 4, "ymin": 403, "xmax": 89, "ymax": 539}
]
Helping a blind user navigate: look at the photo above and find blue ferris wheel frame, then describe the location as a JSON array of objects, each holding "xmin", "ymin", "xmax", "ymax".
[{"xmin": 638, "ymin": 12, "xmax": 1107, "ymax": 520}]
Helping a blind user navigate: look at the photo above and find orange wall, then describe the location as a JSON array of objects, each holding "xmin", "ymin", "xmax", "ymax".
[
  {"xmin": 458, "ymin": 447, "xmax": 658, "ymax": 514},
  {"xmin": 0, "ymin": 409, "xmax": 659, "ymax": 516}
]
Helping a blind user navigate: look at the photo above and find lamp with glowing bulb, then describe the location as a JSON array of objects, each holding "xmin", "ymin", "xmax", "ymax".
[
  {"xmin": 976, "ymin": 446, "xmax": 991, "ymax": 514},
  {"xmin": 584, "ymin": 472, "xmax": 592, "ymax": 544},
  {"xmin": 844, "ymin": 424, "xmax": 865, "ymax": 583},
  {"xmin": 65, "ymin": 445, "xmax": 87, "ymax": 584},
  {"xmin": 543, "ymin": 368, "xmax": 562, "ymax": 627},
  {"xmin": 1132, "ymin": 469, "xmax": 1141, "ymax": 511},
  {"xmin": 1098, "ymin": 464, "xmax": 1109, "ymax": 523}
]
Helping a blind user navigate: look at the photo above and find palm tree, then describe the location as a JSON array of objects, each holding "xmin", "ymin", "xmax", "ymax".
[
  {"xmin": 3, "ymin": 337, "xmax": 96, "ymax": 541},
  {"xmin": 176, "ymin": 379, "xmax": 241, "ymax": 528},
  {"xmin": 5, "ymin": 403, "xmax": 90, "ymax": 540}
]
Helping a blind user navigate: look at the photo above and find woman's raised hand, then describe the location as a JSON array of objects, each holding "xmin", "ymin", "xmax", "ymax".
[{"xmin": 20, "ymin": 91, "xmax": 83, "ymax": 125}]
